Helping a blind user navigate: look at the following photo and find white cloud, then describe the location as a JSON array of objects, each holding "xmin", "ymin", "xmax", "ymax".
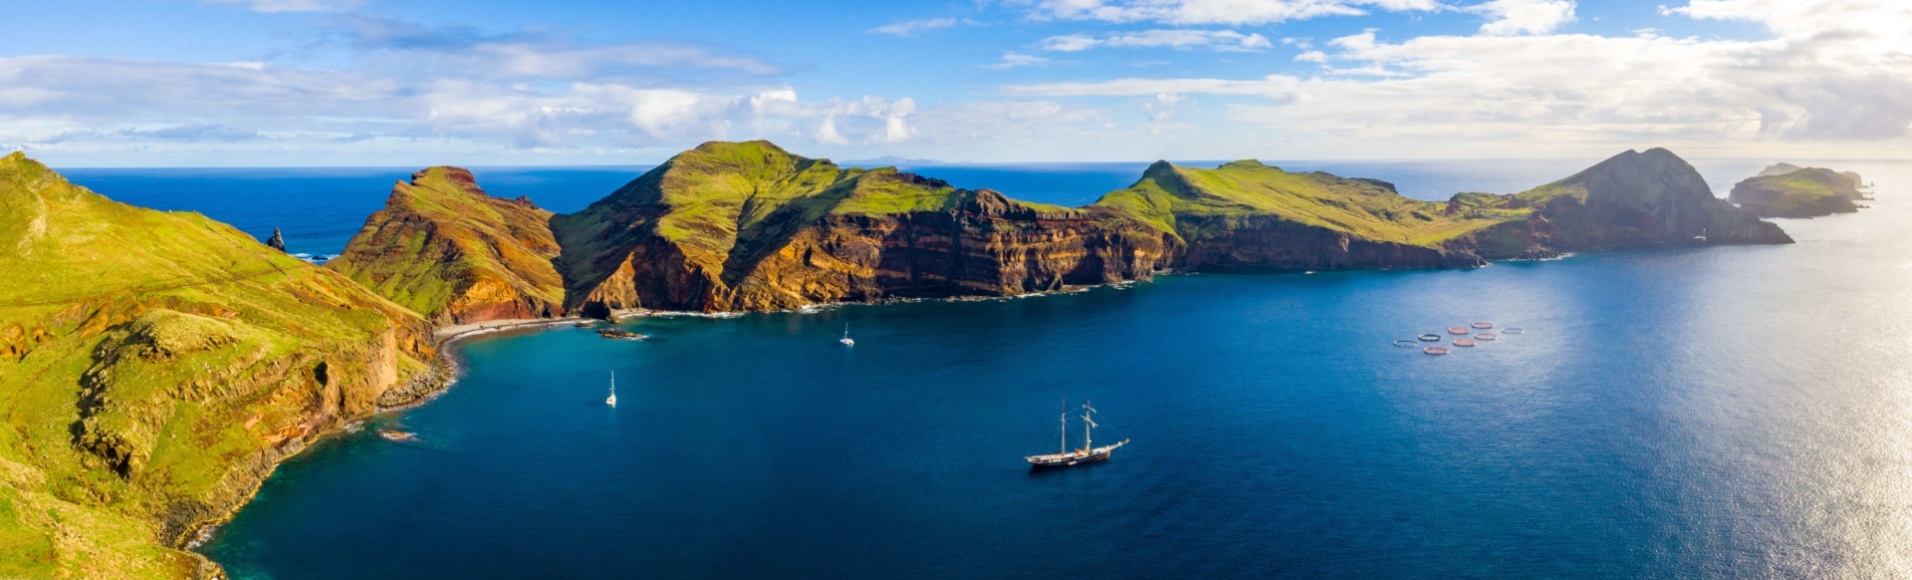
[
  {"xmin": 867, "ymin": 18, "xmax": 962, "ymax": 36},
  {"xmin": 1011, "ymin": 0, "xmax": 1439, "ymax": 25},
  {"xmin": 985, "ymin": 52, "xmax": 1052, "ymax": 69},
  {"xmin": 815, "ymin": 115, "xmax": 849, "ymax": 145},
  {"xmin": 1039, "ymin": 29, "xmax": 1275, "ymax": 52},
  {"xmin": 998, "ymin": 0, "xmax": 1912, "ymax": 157},
  {"xmin": 0, "ymin": 18, "xmax": 934, "ymax": 157},
  {"xmin": 1469, "ymin": 0, "xmax": 1576, "ymax": 36}
]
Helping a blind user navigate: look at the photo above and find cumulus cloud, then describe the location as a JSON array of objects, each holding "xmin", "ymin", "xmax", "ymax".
[
  {"xmin": 1039, "ymin": 29, "xmax": 1274, "ymax": 52},
  {"xmin": 999, "ymin": 0, "xmax": 1912, "ymax": 153},
  {"xmin": 0, "ymin": 18, "xmax": 932, "ymax": 157},
  {"xmin": 1011, "ymin": 0, "xmax": 1439, "ymax": 25},
  {"xmin": 1469, "ymin": 0, "xmax": 1576, "ymax": 36}
]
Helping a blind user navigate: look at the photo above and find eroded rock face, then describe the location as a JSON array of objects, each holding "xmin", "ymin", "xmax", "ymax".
[
  {"xmin": 547, "ymin": 143, "xmax": 1793, "ymax": 315},
  {"xmin": 265, "ymin": 228, "xmax": 286, "ymax": 252},
  {"xmin": 1175, "ymin": 215, "xmax": 1486, "ymax": 271},
  {"xmin": 328, "ymin": 167, "xmax": 566, "ymax": 324},
  {"xmin": 556, "ymin": 156, "xmax": 1176, "ymax": 314}
]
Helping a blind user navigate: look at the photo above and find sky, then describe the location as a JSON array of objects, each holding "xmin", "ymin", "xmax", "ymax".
[{"xmin": 2, "ymin": 0, "xmax": 1909, "ymax": 166}]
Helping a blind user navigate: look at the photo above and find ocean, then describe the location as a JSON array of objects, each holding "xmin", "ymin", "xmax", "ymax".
[{"xmin": 59, "ymin": 158, "xmax": 1912, "ymax": 578}]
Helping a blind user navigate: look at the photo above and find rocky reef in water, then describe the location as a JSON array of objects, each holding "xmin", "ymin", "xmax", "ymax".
[
  {"xmin": 327, "ymin": 167, "xmax": 566, "ymax": 325},
  {"xmin": 1728, "ymin": 163, "xmax": 1870, "ymax": 218},
  {"xmin": 0, "ymin": 152, "xmax": 438, "ymax": 579}
]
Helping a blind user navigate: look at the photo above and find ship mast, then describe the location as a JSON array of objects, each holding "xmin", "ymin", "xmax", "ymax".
[
  {"xmin": 1059, "ymin": 399, "xmax": 1068, "ymax": 454},
  {"xmin": 1081, "ymin": 400, "xmax": 1096, "ymax": 452}
]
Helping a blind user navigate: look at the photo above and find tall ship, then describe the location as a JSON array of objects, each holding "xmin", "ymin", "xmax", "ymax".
[{"xmin": 1025, "ymin": 400, "xmax": 1128, "ymax": 470}]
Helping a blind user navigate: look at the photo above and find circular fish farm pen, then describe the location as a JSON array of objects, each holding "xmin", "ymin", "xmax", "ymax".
[
  {"xmin": 1453, "ymin": 338, "xmax": 1478, "ymax": 347},
  {"xmin": 1503, "ymin": 328, "xmax": 1526, "ymax": 335},
  {"xmin": 1448, "ymin": 327, "xmax": 1471, "ymax": 335},
  {"xmin": 1476, "ymin": 333, "xmax": 1498, "ymax": 341},
  {"xmin": 1419, "ymin": 334, "xmax": 1443, "ymax": 342},
  {"xmin": 1394, "ymin": 340, "xmax": 1420, "ymax": 348},
  {"xmin": 1471, "ymin": 322, "xmax": 1495, "ymax": 329},
  {"xmin": 1424, "ymin": 346, "xmax": 1450, "ymax": 355}
]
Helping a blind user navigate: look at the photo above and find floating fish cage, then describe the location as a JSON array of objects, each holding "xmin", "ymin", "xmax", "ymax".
[
  {"xmin": 1424, "ymin": 347, "xmax": 1450, "ymax": 355},
  {"xmin": 1453, "ymin": 338, "xmax": 1478, "ymax": 347},
  {"xmin": 1448, "ymin": 327, "xmax": 1471, "ymax": 335},
  {"xmin": 1503, "ymin": 328, "xmax": 1526, "ymax": 335},
  {"xmin": 1471, "ymin": 322, "xmax": 1495, "ymax": 329},
  {"xmin": 1394, "ymin": 340, "xmax": 1420, "ymax": 348},
  {"xmin": 1475, "ymin": 333, "xmax": 1498, "ymax": 341},
  {"xmin": 1418, "ymin": 334, "xmax": 1443, "ymax": 342}
]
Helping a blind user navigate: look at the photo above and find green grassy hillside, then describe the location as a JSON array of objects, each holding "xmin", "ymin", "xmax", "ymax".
[
  {"xmin": 327, "ymin": 167, "xmax": 566, "ymax": 324},
  {"xmin": 0, "ymin": 152, "xmax": 432, "ymax": 579},
  {"xmin": 1729, "ymin": 166, "xmax": 1866, "ymax": 218},
  {"xmin": 1091, "ymin": 160, "xmax": 1525, "ymax": 246}
]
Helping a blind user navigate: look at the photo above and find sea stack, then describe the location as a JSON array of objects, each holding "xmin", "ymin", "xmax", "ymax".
[{"xmin": 265, "ymin": 227, "xmax": 286, "ymax": 251}]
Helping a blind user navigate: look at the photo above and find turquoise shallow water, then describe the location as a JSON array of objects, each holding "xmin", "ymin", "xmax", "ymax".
[{"xmin": 73, "ymin": 159, "xmax": 1909, "ymax": 578}]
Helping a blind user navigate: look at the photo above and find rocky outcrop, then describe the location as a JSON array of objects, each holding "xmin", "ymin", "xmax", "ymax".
[
  {"xmin": 265, "ymin": 228, "xmax": 286, "ymax": 252},
  {"xmin": 1729, "ymin": 164, "xmax": 1869, "ymax": 218},
  {"xmin": 544, "ymin": 142, "xmax": 1792, "ymax": 315},
  {"xmin": 328, "ymin": 167, "xmax": 566, "ymax": 324},
  {"xmin": 553, "ymin": 142, "xmax": 1173, "ymax": 314},
  {"xmin": 1452, "ymin": 149, "xmax": 1793, "ymax": 258}
]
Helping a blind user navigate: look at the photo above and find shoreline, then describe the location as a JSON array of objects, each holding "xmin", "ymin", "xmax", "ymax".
[{"xmin": 181, "ymin": 316, "xmax": 585, "ymax": 572}]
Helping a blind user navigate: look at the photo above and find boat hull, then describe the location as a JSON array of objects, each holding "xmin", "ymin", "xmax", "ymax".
[{"xmin": 1025, "ymin": 440, "xmax": 1128, "ymax": 470}]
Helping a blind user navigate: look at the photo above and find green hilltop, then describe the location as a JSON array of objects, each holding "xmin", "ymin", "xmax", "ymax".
[
  {"xmin": 1729, "ymin": 164, "xmax": 1868, "ymax": 218},
  {"xmin": 1091, "ymin": 159, "xmax": 1527, "ymax": 246},
  {"xmin": 0, "ymin": 152, "xmax": 434, "ymax": 579},
  {"xmin": 552, "ymin": 140, "xmax": 1096, "ymax": 312},
  {"xmin": 327, "ymin": 166, "xmax": 566, "ymax": 324}
]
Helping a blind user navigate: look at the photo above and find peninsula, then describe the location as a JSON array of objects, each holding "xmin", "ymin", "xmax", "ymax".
[{"xmin": 0, "ymin": 142, "xmax": 1792, "ymax": 578}]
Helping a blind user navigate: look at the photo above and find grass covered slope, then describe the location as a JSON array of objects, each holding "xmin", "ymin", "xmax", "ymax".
[
  {"xmin": 327, "ymin": 167, "xmax": 565, "ymax": 324},
  {"xmin": 0, "ymin": 152, "xmax": 434, "ymax": 579},
  {"xmin": 1729, "ymin": 165, "xmax": 1868, "ymax": 218},
  {"xmin": 554, "ymin": 141, "xmax": 1171, "ymax": 313},
  {"xmin": 1091, "ymin": 160, "xmax": 1517, "ymax": 270},
  {"xmin": 1471, "ymin": 148, "xmax": 1793, "ymax": 256}
]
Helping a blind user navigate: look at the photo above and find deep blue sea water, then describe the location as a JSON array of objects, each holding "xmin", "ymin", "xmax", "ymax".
[{"xmin": 53, "ymin": 159, "xmax": 1912, "ymax": 578}]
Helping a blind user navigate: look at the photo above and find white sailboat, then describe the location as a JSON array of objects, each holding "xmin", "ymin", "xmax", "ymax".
[
  {"xmin": 839, "ymin": 323, "xmax": 854, "ymax": 347},
  {"xmin": 606, "ymin": 371, "xmax": 617, "ymax": 408}
]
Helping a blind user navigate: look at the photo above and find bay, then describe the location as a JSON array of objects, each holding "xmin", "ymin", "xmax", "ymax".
[{"xmin": 58, "ymin": 159, "xmax": 1908, "ymax": 578}]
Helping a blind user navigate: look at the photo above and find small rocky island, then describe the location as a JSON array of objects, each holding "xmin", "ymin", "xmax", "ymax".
[{"xmin": 1728, "ymin": 163, "xmax": 1871, "ymax": 218}]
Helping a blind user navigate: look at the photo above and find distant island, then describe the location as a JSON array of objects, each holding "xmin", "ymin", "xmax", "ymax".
[
  {"xmin": 1728, "ymin": 163, "xmax": 1872, "ymax": 218},
  {"xmin": 0, "ymin": 142, "xmax": 1792, "ymax": 578}
]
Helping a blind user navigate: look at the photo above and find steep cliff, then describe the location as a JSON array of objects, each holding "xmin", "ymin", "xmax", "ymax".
[
  {"xmin": 1452, "ymin": 148, "xmax": 1794, "ymax": 258},
  {"xmin": 1091, "ymin": 160, "xmax": 1510, "ymax": 271},
  {"xmin": 0, "ymin": 152, "xmax": 435, "ymax": 579},
  {"xmin": 1729, "ymin": 164, "xmax": 1868, "ymax": 218},
  {"xmin": 553, "ymin": 141, "xmax": 1173, "ymax": 314},
  {"xmin": 328, "ymin": 167, "xmax": 565, "ymax": 324}
]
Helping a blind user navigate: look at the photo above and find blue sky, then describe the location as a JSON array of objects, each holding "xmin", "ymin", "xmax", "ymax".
[{"xmin": 1, "ymin": 0, "xmax": 1906, "ymax": 166}]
